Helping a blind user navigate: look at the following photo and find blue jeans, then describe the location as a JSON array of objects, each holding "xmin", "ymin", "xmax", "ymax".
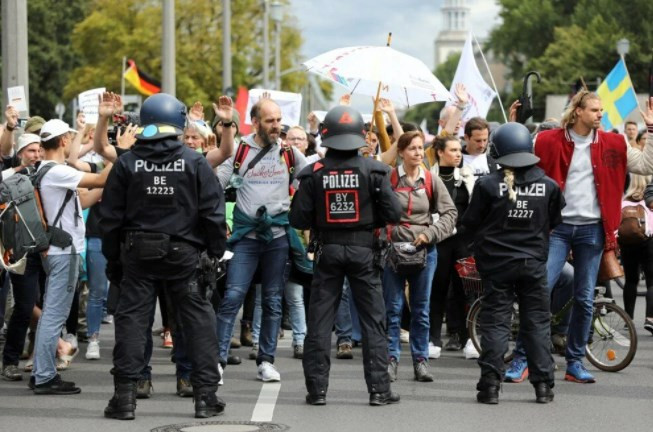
[
  {"xmin": 33, "ymin": 254, "xmax": 80, "ymax": 385},
  {"xmin": 547, "ymin": 223, "xmax": 604, "ymax": 362},
  {"xmin": 252, "ymin": 281, "xmax": 307, "ymax": 347},
  {"xmin": 86, "ymin": 237, "xmax": 108, "ymax": 337},
  {"xmin": 383, "ymin": 246, "xmax": 437, "ymax": 362},
  {"xmin": 216, "ymin": 236, "xmax": 289, "ymax": 365}
]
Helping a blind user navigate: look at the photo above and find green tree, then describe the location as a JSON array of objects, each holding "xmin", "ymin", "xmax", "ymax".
[
  {"xmin": 487, "ymin": 0, "xmax": 653, "ymax": 121},
  {"xmin": 65, "ymin": 0, "xmax": 310, "ymax": 112},
  {"xmin": 0, "ymin": 0, "xmax": 89, "ymax": 118}
]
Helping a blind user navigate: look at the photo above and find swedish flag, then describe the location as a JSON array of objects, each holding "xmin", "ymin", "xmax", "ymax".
[{"xmin": 597, "ymin": 59, "xmax": 638, "ymax": 131}]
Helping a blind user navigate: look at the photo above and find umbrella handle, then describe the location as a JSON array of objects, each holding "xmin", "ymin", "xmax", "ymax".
[{"xmin": 369, "ymin": 32, "xmax": 393, "ymax": 132}]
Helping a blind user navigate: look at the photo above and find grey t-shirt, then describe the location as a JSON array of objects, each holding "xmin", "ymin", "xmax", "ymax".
[
  {"xmin": 562, "ymin": 129, "xmax": 601, "ymax": 224},
  {"xmin": 218, "ymin": 134, "xmax": 307, "ymax": 238}
]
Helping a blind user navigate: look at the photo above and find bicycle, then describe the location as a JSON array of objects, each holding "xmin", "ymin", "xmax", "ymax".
[{"xmin": 457, "ymin": 257, "xmax": 638, "ymax": 372}]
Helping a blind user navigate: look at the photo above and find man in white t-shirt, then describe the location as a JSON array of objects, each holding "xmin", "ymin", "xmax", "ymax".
[{"xmin": 31, "ymin": 119, "xmax": 111, "ymax": 395}]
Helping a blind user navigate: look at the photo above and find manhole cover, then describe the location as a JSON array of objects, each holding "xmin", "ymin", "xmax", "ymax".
[{"xmin": 151, "ymin": 421, "xmax": 289, "ymax": 432}]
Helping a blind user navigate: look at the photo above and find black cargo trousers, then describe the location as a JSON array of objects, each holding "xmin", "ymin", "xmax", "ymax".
[
  {"xmin": 477, "ymin": 258, "xmax": 555, "ymax": 389},
  {"xmin": 111, "ymin": 232, "xmax": 219, "ymax": 393},
  {"xmin": 303, "ymin": 240, "xmax": 390, "ymax": 397}
]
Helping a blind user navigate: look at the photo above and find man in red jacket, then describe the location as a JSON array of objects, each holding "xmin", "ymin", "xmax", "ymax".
[{"xmin": 506, "ymin": 93, "xmax": 653, "ymax": 384}]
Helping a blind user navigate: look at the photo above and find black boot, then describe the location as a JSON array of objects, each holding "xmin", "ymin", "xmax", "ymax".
[
  {"xmin": 240, "ymin": 322, "xmax": 253, "ymax": 347},
  {"xmin": 194, "ymin": 390, "xmax": 226, "ymax": 418},
  {"xmin": 104, "ymin": 378, "xmax": 137, "ymax": 420},
  {"xmin": 534, "ymin": 382, "xmax": 554, "ymax": 404},
  {"xmin": 476, "ymin": 381, "xmax": 500, "ymax": 405}
]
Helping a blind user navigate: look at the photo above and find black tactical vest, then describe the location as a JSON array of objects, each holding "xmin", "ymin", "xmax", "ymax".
[{"xmin": 312, "ymin": 156, "xmax": 375, "ymax": 231}]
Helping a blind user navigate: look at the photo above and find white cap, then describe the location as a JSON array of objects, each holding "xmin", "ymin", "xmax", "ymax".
[
  {"xmin": 40, "ymin": 119, "xmax": 77, "ymax": 142},
  {"xmin": 17, "ymin": 133, "xmax": 41, "ymax": 154}
]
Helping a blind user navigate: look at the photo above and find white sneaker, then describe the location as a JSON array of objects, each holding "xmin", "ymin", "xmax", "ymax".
[
  {"xmin": 428, "ymin": 342, "xmax": 441, "ymax": 359},
  {"xmin": 257, "ymin": 361, "xmax": 281, "ymax": 382},
  {"xmin": 63, "ymin": 333, "xmax": 78, "ymax": 351},
  {"xmin": 463, "ymin": 339, "xmax": 480, "ymax": 360},
  {"xmin": 85, "ymin": 340, "xmax": 100, "ymax": 360},
  {"xmin": 400, "ymin": 329, "xmax": 410, "ymax": 344},
  {"xmin": 218, "ymin": 363, "xmax": 224, "ymax": 386}
]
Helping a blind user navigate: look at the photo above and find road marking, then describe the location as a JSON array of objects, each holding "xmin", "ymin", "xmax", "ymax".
[{"xmin": 250, "ymin": 382, "xmax": 281, "ymax": 422}]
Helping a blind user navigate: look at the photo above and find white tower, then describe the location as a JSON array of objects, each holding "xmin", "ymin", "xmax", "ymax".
[{"xmin": 434, "ymin": 0, "xmax": 470, "ymax": 67}]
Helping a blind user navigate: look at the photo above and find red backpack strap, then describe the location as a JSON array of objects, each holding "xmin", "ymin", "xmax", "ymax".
[
  {"xmin": 233, "ymin": 142, "xmax": 250, "ymax": 175},
  {"xmin": 281, "ymin": 142, "xmax": 295, "ymax": 178},
  {"xmin": 390, "ymin": 167, "xmax": 399, "ymax": 190}
]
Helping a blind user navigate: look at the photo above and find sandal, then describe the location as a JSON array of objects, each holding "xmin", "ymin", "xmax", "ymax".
[
  {"xmin": 56, "ymin": 347, "xmax": 79, "ymax": 371},
  {"xmin": 23, "ymin": 359, "xmax": 33, "ymax": 372}
]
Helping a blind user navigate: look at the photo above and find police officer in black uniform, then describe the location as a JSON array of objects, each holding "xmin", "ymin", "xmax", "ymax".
[
  {"xmin": 290, "ymin": 106, "xmax": 402, "ymax": 406},
  {"xmin": 100, "ymin": 93, "xmax": 227, "ymax": 419},
  {"xmin": 461, "ymin": 122, "xmax": 564, "ymax": 405}
]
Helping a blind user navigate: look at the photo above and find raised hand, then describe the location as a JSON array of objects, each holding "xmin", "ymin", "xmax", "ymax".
[
  {"xmin": 116, "ymin": 123, "xmax": 137, "ymax": 149},
  {"xmin": 640, "ymin": 96, "xmax": 653, "ymax": 126},
  {"xmin": 508, "ymin": 99, "xmax": 521, "ymax": 123},
  {"xmin": 76, "ymin": 112, "xmax": 86, "ymax": 131},
  {"xmin": 189, "ymin": 101, "xmax": 205, "ymax": 121},
  {"xmin": 377, "ymin": 98, "xmax": 394, "ymax": 114},
  {"xmin": 213, "ymin": 96, "xmax": 233, "ymax": 122},
  {"xmin": 98, "ymin": 92, "xmax": 117, "ymax": 118},
  {"xmin": 454, "ymin": 83, "xmax": 469, "ymax": 106},
  {"xmin": 4, "ymin": 105, "xmax": 18, "ymax": 128},
  {"xmin": 307, "ymin": 112, "xmax": 319, "ymax": 133},
  {"xmin": 339, "ymin": 94, "xmax": 351, "ymax": 106}
]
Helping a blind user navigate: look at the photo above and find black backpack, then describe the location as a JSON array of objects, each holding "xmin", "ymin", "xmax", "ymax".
[{"xmin": 0, "ymin": 163, "xmax": 74, "ymax": 273}]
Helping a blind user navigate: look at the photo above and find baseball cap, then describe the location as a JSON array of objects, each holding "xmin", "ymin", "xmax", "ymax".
[
  {"xmin": 17, "ymin": 133, "xmax": 41, "ymax": 154},
  {"xmin": 24, "ymin": 116, "xmax": 46, "ymax": 134},
  {"xmin": 40, "ymin": 119, "xmax": 77, "ymax": 142}
]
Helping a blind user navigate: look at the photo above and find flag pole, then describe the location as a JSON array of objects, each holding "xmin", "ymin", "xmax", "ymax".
[
  {"xmin": 472, "ymin": 33, "xmax": 507, "ymax": 122},
  {"xmin": 121, "ymin": 56, "xmax": 127, "ymax": 100},
  {"xmin": 368, "ymin": 32, "xmax": 392, "ymax": 132}
]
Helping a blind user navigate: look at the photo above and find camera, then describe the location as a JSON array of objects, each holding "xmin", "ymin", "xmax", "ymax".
[{"xmin": 107, "ymin": 111, "xmax": 140, "ymax": 145}]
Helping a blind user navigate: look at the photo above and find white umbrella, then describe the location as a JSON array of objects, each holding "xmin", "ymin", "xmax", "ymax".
[{"xmin": 303, "ymin": 45, "xmax": 453, "ymax": 107}]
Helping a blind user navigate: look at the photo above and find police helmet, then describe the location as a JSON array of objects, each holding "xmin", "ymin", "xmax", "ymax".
[
  {"xmin": 135, "ymin": 93, "xmax": 187, "ymax": 141},
  {"xmin": 320, "ymin": 106, "xmax": 366, "ymax": 151},
  {"xmin": 489, "ymin": 122, "xmax": 540, "ymax": 168}
]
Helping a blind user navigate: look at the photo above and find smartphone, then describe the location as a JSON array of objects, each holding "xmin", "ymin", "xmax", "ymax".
[{"xmin": 18, "ymin": 118, "xmax": 28, "ymax": 128}]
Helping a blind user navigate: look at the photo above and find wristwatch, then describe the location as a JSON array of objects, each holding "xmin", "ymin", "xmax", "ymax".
[{"xmin": 221, "ymin": 121, "xmax": 235, "ymax": 128}]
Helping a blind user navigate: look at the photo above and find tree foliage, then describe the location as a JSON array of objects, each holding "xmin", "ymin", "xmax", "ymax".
[
  {"xmin": 65, "ymin": 0, "xmax": 310, "ymax": 109},
  {"xmin": 0, "ymin": 0, "xmax": 88, "ymax": 118},
  {"xmin": 487, "ymin": 0, "xmax": 653, "ymax": 120}
]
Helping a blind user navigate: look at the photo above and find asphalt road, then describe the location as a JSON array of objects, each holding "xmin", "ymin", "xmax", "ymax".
[{"xmin": 1, "ymin": 289, "xmax": 651, "ymax": 432}]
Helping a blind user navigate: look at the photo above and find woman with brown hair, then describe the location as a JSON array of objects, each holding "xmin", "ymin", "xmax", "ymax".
[{"xmin": 383, "ymin": 131, "xmax": 457, "ymax": 382}]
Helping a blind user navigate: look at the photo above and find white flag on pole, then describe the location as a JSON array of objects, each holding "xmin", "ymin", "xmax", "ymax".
[{"xmin": 446, "ymin": 33, "xmax": 496, "ymax": 136}]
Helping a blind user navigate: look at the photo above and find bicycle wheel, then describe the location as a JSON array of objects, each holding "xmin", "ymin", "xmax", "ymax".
[
  {"xmin": 467, "ymin": 298, "xmax": 515, "ymax": 363},
  {"xmin": 585, "ymin": 301, "xmax": 637, "ymax": 372}
]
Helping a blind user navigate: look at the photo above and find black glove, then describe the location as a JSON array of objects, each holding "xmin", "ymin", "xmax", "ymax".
[{"xmin": 106, "ymin": 261, "xmax": 123, "ymax": 286}]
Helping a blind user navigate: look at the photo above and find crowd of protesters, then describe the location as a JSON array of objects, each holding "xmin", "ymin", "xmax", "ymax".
[{"xmin": 0, "ymin": 83, "xmax": 652, "ymax": 412}]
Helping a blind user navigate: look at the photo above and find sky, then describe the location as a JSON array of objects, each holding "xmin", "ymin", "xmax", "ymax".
[
  {"xmin": 287, "ymin": 0, "xmax": 502, "ymax": 108},
  {"xmin": 289, "ymin": 0, "xmax": 501, "ymax": 70}
]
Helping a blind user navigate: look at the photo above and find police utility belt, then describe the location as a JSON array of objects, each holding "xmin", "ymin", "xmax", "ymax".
[
  {"xmin": 124, "ymin": 231, "xmax": 187, "ymax": 261},
  {"xmin": 318, "ymin": 230, "xmax": 376, "ymax": 248}
]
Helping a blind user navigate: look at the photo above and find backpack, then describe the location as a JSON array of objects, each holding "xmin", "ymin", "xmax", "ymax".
[
  {"xmin": 0, "ymin": 163, "xmax": 74, "ymax": 274},
  {"xmin": 618, "ymin": 201, "xmax": 651, "ymax": 245}
]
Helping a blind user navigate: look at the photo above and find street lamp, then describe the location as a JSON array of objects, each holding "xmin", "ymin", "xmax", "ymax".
[
  {"xmin": 262, "ymin": 0, "xmax": 269, "ymax": 89},
  {"xmin": 270, "ymin": 1, "xmax": 283, "ymax": 90},
  {"xmin": 616, "ymin": 38, "xmax": 630, "ymax": 60}
]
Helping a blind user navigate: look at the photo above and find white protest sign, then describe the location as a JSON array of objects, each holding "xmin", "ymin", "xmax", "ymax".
[
  {"xmin": 245, "ymin": 89, "xmax": 302, "ymax": 126},
  {"xmin": 78, "ymin": 87, "xmax": 105, "ymax": 124},
  {"xmin": 7, "ymin": 86, "xmax": 27, "ymax": 113}
]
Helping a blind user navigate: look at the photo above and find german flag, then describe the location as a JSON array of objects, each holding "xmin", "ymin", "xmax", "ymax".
[{"xmin": 123, "ymin": 59, "xmax": 161, "ymax": 96}]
